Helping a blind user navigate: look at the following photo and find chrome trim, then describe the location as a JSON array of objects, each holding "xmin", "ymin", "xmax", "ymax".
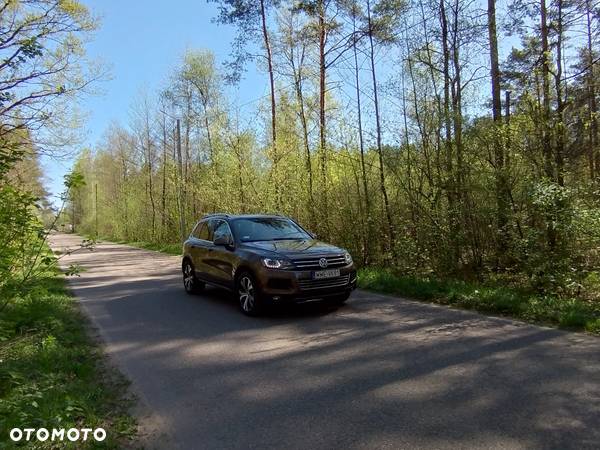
[
  {"xmin": 292, "ymin": 254, "xmax": 347, "ymax": 270},
  {"xmin": 298, "ymin": 274, "xmax": 350, "ymax": 290}
]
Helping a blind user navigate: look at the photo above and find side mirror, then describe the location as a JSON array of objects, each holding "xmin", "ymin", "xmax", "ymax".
[
  {"xmin": 214, "ymin": 235, "xmax": 233, "ymax": 247},
  {"xmin": 310, "ymin": 232, "xmax": 318, "ymax": 239}
]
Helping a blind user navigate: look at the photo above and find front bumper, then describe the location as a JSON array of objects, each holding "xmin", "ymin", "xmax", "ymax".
[{"xmin": 256, "ymin": 264, "xmax": 357, "ymax": 302}]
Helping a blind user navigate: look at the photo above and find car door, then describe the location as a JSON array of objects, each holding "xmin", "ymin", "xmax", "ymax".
[
  {"xmin": 205, "ymin": 219, "xmax": 236, "ymax": 288},
  {"xmin": 189, "ymin": 220, "xmax": 213, "ymax": 280}
]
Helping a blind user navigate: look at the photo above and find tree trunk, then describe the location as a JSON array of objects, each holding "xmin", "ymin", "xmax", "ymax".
[
  {"xmin": 540, "ymin": 0, "xmax": 556, "ymax": 250},
  {"xmin": 259, "ymin": 0, "xmax": 280, "ymax": 209},
  {"xmin": 367, "ymin": 0, "xmax": 395, "ymax": 258},
  {"xmin": 318, "ymin": 0, "xmax": 329, "ymax": 237},
  {"xmin": 176, "ymin": 119, "xmax": 186, "ymax": 242},
  {"xmin": 352, "ymin": 10, "xmax": 370, "ymax": 264},
  {"xmin": 488, "ymin": 0, "xmax": 508, "ymax": 267},
  {"xmin": 440, "ymin": 0, "xmax": 458, "ymax": 271},
  {"xmin": 145, "ymin": 122, "xmax": 156, "ymax": 241},
  {"xmin": 541, "ymin": 0, "xmax": 553, "ymax": 181},
  {"xmin": 161, "ymin": 115, "xmax": 167, "ymax": 240},
  {"xmin": 586, "ymin": 0, "xmax": 598, "ymax": 180},
  {"xmin": 554, "ymin": 0, "xmax": 565, "ymax": 187},
  {"xmin": 121, "ymin": 151, "xmax": 128, "ymax": 240},
  {"xmin": 289, "ymin": 35, "xmax": 315, "ymax": 229}
]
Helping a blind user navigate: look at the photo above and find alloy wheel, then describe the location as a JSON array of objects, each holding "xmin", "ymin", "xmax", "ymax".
[
  {"xmin": 238, "ymin": 276, "xmax": 255, "ymax": 313},
  {"xmin": 183, "ymin": 263, "xmax": 195, "ymax": 292}
]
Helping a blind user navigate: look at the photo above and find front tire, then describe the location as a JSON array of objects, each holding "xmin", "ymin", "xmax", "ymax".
[
  {"xmin": 237, "ymin": 272, "xmax": 262, "ymax": 316},
  {"xmin": 183, "ymin": 260, "xmax": 204, "ymax": 294}
]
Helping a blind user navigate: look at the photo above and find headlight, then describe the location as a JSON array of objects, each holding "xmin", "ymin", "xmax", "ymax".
[
  {"xmin": 344, "ymin": 252, "xmax": 353, "ymax": 264},
  {"xmin": 262, "ymin": 258, "xmax": 291, "ymax": 269}
]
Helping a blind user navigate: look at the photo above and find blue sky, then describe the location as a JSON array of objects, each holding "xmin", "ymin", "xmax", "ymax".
[{"xmin": 43, "ymin": 0, "xmax": 266, "ymax": 205}]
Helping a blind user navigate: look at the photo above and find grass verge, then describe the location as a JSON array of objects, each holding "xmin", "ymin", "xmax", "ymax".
[
  {"xmin": 109, "ymin": 238, "xmax": 181, "ymax": 256},
  {"xmin": 358, "ymin": 267, "xmax": 600, "ymax": 334},
  {"xmin": 83, "ymin": 233, "xmax": 182, "ymax": 256},
  {"xmin": 0, "ymin": 270, "xmax": 136, "ymax": 448}
]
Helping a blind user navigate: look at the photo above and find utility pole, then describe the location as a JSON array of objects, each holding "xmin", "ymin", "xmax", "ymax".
[
  {"xmin": 505, "ymin": 91, "xmax": 511, "ymax": 165},
  {"xmin": 95, "ymin": 182, "xmax": 98, "ymax": 238},
  {"xmin": 176, "ymin": 119, "xmax": 186, "ymax": 242},
  {"xmin": 505, "ymin": 91, "xmax": 511, "ymax": 125}
]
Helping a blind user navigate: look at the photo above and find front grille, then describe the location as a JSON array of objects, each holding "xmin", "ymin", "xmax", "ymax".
[
  {"xmin": 292, "ymin": 254, "xmax": 346, "ymax": 270},
  {"xmin": 267, "ymin": 278, "xmax": 292, "ymax": 290},
  {"xmin": 298, "ymin": 274, "xmax": 350, "ymax": 291}
]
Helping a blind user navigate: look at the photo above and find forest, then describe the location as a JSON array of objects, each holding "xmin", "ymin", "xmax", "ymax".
[{"xmin": 64, "ymin": 0, "xmax": 600, "ymax": 303}]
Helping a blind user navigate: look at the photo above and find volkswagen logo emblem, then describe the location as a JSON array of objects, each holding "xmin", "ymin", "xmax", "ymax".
[{"xmin": 318, "ymin": 258, "xmax": 328, "ymax": 268}]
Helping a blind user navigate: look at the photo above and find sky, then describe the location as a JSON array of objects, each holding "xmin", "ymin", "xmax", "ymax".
[{"xmin": 43, "ymin": 0, "xmax": 266, "ymax": 205}]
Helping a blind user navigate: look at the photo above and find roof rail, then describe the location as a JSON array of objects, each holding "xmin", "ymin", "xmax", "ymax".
[{"xmin": 202, "ymin": 213, "xmax": 230, "ymax": 218}]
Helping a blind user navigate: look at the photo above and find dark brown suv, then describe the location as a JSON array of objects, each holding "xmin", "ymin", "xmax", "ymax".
[{"xmin": 181, "ymin": 214, "xmax": 356, "ymax": 315}]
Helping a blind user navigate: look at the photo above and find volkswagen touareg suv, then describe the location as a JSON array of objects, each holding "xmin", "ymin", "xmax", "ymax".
[{"xmin": 181, "ymin": 214, "xmax": 356, "ymax": 315}]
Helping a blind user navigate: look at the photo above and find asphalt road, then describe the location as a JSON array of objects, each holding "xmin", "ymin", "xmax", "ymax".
[{"xmin": 49, "ymin": 233, "xmax": 600, "ymax": 450}]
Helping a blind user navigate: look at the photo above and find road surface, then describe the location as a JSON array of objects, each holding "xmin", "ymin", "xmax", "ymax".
[{"xmin": 49, "ymin": 233, "xmax": 600, "ymax": 450}]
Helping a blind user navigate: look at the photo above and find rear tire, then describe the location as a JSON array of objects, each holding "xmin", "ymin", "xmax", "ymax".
[
  {"xmin": 237, "ymin": 272, "xmax": 262, "ymax": 316},
  {"xmin": 183, "ymin": 260, "xmax": 204, "ymax": 294}
]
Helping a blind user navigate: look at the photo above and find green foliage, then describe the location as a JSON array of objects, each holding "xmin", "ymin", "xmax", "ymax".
[
  {"xmin": 64, "ymin": 170, "xmax": 86, "ymax": 192},
  {"xmin": 0, "ymin": 271, "xmax": 136, "ymax": 449},
  {"xmin": 0, "ymin": 184, "xmax": 45, "ymax": 298},
  {"xmin": 117, "ymin": 240, "xmax": 182, "ymax": 256},
  {"xmin": 67, "ymin": 0, "xmax": 600, "ymax": 316}
]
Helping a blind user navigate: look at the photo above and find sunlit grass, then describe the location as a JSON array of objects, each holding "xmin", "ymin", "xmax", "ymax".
[
  {"xmin": 123, "ymin": 241, "xmax": 182, "ymax": 256},
  {"xmin": 0, "ymin": 270, "xmax": 136, "ymax": 448},
  {"xmin": 87, "ymin": 234, "xmax": 182, "ymax": 256}
]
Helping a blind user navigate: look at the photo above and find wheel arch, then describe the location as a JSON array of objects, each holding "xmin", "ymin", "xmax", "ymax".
[
  {"xmin": 182, "ymin": 256, "xmax": 193, "ymax": 271},
  {"xmin": 233, "ymin": 264, "xmax": 258, "ymax": 286}
]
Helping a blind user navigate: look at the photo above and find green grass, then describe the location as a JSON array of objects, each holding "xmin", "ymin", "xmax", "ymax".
[
  {"xmin": 358, "ymin": 267, "xmax": 600, "ymax": 335},
  {"xmin": 106, "ymin": 238, "xmax": 182, "ymax": 256},
  {"xmin": 0, "ymin": 271, "xmax": 136, "ymax": 448},
  {"xmin": 82, "ymin": 233, "xmax": 182, "ymax": 256},
  {"xmin": 121, "ymin": 240, "xmax": 182, "ymax": 256}
]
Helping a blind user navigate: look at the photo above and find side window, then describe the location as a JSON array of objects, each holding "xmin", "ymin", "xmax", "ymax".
[
  {"xmin": 191, "ymin": 222, "xmax": 204, "ymax": 239},
  {"xmin": 203, "ymin": 220, "xmax": 215, "ymax": 241},
  {"xmin": 212, "ymin": 220, "xmax": 232, "ymax": 242},
  {"xmin": 193, "ymin": 221, "xmax": 211, "ymax": 241}
]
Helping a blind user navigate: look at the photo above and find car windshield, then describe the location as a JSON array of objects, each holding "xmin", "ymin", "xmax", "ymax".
[{"xmin": 231, "ymin": 218, "xmax": 310, "ymax": 242}]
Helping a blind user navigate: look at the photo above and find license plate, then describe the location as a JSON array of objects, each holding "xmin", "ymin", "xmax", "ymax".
[{"xmin": 313, "ymin": 269, "xmax": 340, "ymax": 279}]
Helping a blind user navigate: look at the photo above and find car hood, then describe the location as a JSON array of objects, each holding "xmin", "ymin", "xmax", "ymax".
[{"xmin": 239, "ymin": 239, "xmax": 345, "ymax": 257}]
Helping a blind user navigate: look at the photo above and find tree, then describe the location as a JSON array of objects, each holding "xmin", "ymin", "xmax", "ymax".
[
  {"xmin": 211, "ymin": 0, "xmax": 281, "ymax": 207},
  {"xmin": 487, "ymin": 0, "xmax": 509, "ymax": 266},
  {"xmin": 0, "ymin": 0, "xmax": 99, "ymax": 154},
  {"xmin": 0, "ymin": 0, "xmax": 99, "ymax": 304},
  {"xmin": 294, "ymin": 0, "xmax": 356, "ymax": 238}
]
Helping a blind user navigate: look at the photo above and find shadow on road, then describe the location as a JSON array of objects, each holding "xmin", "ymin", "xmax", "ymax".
[{"xmin": 51, "ymin": 234, "xmax": 600, "ymax": 450}]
